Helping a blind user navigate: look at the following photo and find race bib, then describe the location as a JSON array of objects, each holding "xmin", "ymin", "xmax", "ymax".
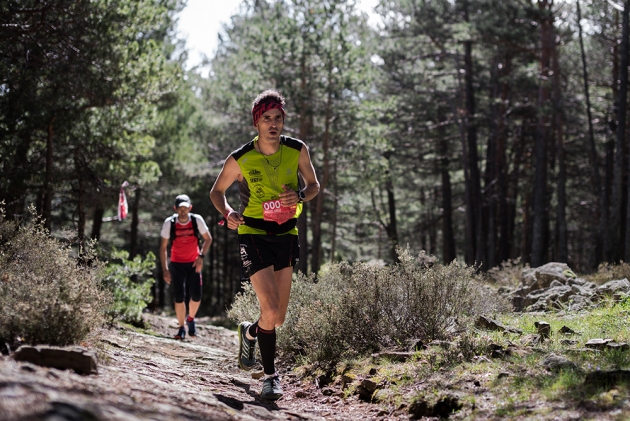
[{"xmin": 262, "ymin": 200, "xmax": 297, "ymax": 224}]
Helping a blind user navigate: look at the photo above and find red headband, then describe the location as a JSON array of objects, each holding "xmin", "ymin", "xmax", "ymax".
[{"xmin": 252, "ymin": 100, "xmax": 285, "ymax": 126}]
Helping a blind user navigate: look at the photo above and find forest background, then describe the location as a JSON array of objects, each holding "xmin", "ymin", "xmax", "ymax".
[{"xmin": 1, "ymin": 0, "xmax": 628, "ymax": 318}]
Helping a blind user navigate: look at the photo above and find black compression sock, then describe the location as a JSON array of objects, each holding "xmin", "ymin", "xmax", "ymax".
[{"xmin": 256, "ymin": 326, "xmax": 276, "ymax": 376}]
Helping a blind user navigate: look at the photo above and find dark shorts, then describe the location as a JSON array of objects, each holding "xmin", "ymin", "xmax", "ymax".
[
  {"xmin": 239, "ymin": 234, "xmax": 299, "ymax": 278},
  {"xmin": 169, "ymin": 261, "xmax": 202, "ymax": 303}
]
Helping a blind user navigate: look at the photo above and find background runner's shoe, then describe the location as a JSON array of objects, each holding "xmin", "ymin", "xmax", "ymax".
[
  {"xmin": 174, "ymin": 326, "xmax": 186, "ymax": 340},
  {"xmin": 260, "ymin": 376, "xmax": 283, "ymax": 400},
  {"xmin": 237, "ymin": 322, "xmax": 257, "ymax": 370},
  {"xmin": 187, "ymin": 318, "xmax": 196, "ymax": 337}
]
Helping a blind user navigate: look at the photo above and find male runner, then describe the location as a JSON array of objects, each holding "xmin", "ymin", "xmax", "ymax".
[
  {"xmin": 209, "ymin": 89, "xmax": 320, "ymax": 400},
  {"xmin": 160, "ymin": 194, "xmax": 212, "ymax": 339}
]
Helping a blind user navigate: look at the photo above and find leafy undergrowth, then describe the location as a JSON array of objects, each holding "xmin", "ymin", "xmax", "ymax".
[{"xmin": 284, "ymin": 298, "xmax": 630, "ymax": 420}]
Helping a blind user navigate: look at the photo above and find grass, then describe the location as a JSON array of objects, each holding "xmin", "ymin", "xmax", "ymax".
[{"xmin": 287, "ymin": 296, "xmax": 630, "ymax": 419}]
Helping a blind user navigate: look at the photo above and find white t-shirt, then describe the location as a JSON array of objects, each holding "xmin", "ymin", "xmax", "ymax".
[{"xmin": 161, "ymin": 213, "xmax": 209, "ymax": 263}]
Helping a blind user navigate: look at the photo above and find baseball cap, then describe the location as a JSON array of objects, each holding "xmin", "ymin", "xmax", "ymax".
[{"xmin": 174, "ymin": 194, "xmax": 192, "ymax": 208}]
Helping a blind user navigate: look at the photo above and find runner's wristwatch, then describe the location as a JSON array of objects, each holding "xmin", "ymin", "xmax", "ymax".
[
  {"xmin": 198, "ymin": 253, "xmax": 204, "ymax": 258},
  {"xmin": 298, "ymin": 190, "xmax": 306, "ymax": 203}
]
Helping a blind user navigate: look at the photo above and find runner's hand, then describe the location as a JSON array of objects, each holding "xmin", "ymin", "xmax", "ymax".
[
  {"xmin": 163, "ymin": 269, "xmax": 171, "ymax": 284},
  {"xmin": 279, "ymin": 184, "xmax": 299, "ymax": 206},
  {"xmin": 226, "ymin": 211, "xmax": 244, "ymax": 230},
  {"xmin": 194, "ymin": 257, "xmax": 203, "ymax": 273}
]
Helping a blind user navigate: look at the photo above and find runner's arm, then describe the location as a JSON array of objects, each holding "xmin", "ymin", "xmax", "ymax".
[
  {"xmin": 297, "ymin": 144, "xmax": 320, "ymax": 202},
  {"xmin": 159, "ymin": 236, "xmax": 171, "ymax": 284},
  {"xmin": 210, "ymin": 156, "xmax": 244, "ymax": 230}
]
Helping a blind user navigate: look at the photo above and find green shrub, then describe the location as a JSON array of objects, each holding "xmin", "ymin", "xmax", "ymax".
[
  {"xmin": 0, "ymin": 207, "xmax": 110, "ymax": 346},
  {"xmin": 101, "ymin": 249, "xmax": 155, "ymax": 325},
  {"xmin": 228, "ymin": 247, "xmax": 509, "ymax": 364}
]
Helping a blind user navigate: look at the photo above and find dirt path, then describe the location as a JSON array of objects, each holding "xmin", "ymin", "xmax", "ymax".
[{"xmin": 0, "ymin": 314, "xmax": 391, "ymax": 421}]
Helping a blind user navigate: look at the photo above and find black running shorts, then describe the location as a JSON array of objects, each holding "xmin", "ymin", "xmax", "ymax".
[
  {"xmin": 238, "ymin": 234, "xmax": 299, "ymax": 278},
  {"xmin": 169, "ymin": 261, "xmax": 202, "ymax": 303}
]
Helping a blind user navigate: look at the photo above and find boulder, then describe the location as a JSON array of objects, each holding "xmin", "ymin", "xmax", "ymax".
[
  {"xmin": 595, "ymin": 279, "xmax": 630, "ymax": 299},
  {"xmin": 13, "ymin": 345, "xmax": 97, "ymax": 375},
  {"xmin": 523, "ymin": 262, "xmax": 574, "ymax": 291},
  {"xmin": 534, "ymin": 321, "xmax": 551, "ymax": 338},
  {"xmin": 585, "ymin": 338, "xmax": 613, "ymax": 349},
  {"xmin": 540, "ymin": 353, "xmax": 579, "ymax": 372}
]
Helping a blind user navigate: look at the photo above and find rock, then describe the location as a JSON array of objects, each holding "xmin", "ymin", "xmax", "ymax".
[
  {"xmin": 316, "ymin": 373, "xmax": 332, "ymax": 388},
  {"xmin": 561, "ymin": 339, "xmax": 578, "ymax": 346},
  {"xmin": 409, "ymin": 398, "xmax": 431, "ymax": 419},
  {"xmin": 585, "ymin": 339, "xmax": 613, "ymax": 349},
  {"xmin": 525, "ymin": 262, "xmax": 573, "ymax": 290},
  {"xmin": 566, "ymin": 295, "xmax": 593, "ymax": 312},
  {"xmin": 595, "ymin": 279, "xmax": 630, "ymax": 300},
  {"xmin": 361, "ymin": 379, "xmax": 378, "ymax": 393},
  {"xmin": 584, "ymin": 370, "xmax": 630, "ymax": 388},
  {"xmin": 497, "ymin": 372, "xmax": 511, "ymax": 379},
  {"xmin": 341, "ymin": 374, "xmax": 354, "ymax": 389},
  {"xmin": 356, "ymin": 379, "xmax": 379, "ymax": 402},
  {"xmin": 558, "ymin": 326, "xmax": 578, "ymax": 335},
  {"xmin": 511, "ymin": 295, "xmax": 527, "ymax": 312},
  {"xmin": 606, "ymin": 342, "xmax": 629, "ymax": 351},
  {"xmin": 475, "ymin": 315, "xmax": 506, "ymax": 331},
  {"xmin": 408, "ymin": 339, "xmax": 426, "ymax": 351},
  {"xmin": 428, "ymin": 340, "xmax": 455, "ymax": 349},
  {"xmin": 321, "ymin": 387, "xmax": 334, "ymax": 396},
  {"xmin": 371, "ymin": 351, "xmax": 413, "ymax": 363},
  {"xmin": 13, "ymin": 345, "xmax": 97, "ymax": 375},
  {"xmin": 534, "ymin": 321, "xmax": 551, "ymax": 338},
  {"xmin": 433, "ymin": 395, "xmax": 463, "ymax": 418},
  {"xmin": 295, "ymin": 390, "xmax": 309, "ymax": 398},
  {"xmin": 540, "ymin": 354, "xmax": 579, "ymax": 372}
]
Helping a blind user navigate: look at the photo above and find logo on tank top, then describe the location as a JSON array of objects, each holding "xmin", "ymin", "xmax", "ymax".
[{"xmin": 253, "ymin": 184, "xmax": 265, "ymax": 198}]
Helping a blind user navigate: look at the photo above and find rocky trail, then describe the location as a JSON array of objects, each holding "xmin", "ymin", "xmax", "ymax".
[
  {"xmin": 3, "ymin": 262, "xmax": 630, "ymax": 420},
  {"xmin": 0, "ymin": 314, "xmax": 392, "ymax": 421}
]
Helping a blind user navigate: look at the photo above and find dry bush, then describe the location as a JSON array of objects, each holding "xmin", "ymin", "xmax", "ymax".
[
  {"xmin": 585, "ymin": 261, "xmax": 630, "ymax": 285},
  {"xmin": 229, "ymin": 247, "xmax": 509, "ymax": 364},
  {"xmin": 0, "ymin": 207, "xmax": 111, "ymax": 346},
  {"xmin": 486, "ymin": 257, "xmax": 526, "ymax": 288}
]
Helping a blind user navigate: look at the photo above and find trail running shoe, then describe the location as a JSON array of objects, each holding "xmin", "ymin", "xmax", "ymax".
[
  {"xmin": 187, "ymin": 318, "xmax": 196, "ymax": 337},
  {"xmin": 260, "ymin": 375, "xmax": 283, "ymax": 400},
  {"xmin": 174, "ymin": 326, "xmax": 186, "ymax": 340},
  {"xmin": 237, "ymin": 321, "xmax": 257, "ymax": 371}
]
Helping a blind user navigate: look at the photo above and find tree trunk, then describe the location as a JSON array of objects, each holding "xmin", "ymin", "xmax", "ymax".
[
  {"xmin": 330, "ymin": 161, "xmax": 338, "ymax": 263},
  {"xmin": 611, "ymin": 6, "xmax": 626, "ymax": 262},
  {"xmin": 43, "ymin": 116, "xmax": 55, "ymax": 232},
  {"xmin": 91, "ymin": 206, "xmax": 104, "ymax": 240},
  {"xmin": 297, "ymin": 52, "xmax": 313, "ymax": 274},
  {"xmin": 464, "ymin": 26, "xmax": 484, "ymax": 268},
  {"xmin": 310, "ymin": 77, "xmax": 333, "ymax": 275},
  {"xmin": 130, "ymin": 187, "xmax": 141, "ymax": 259},
  {"xmin": 552, "ymin": 22, "xmax": 568, "ymax": 263},
  {"xmin": 385, "ymin": 166, "xmax": 399, "ymax": 263},
  {"xmin": 577, "ymin": 0, "xmax": 602, "ymax": 265},
  {"xmin": 621, "ymin": 0, "xmax": 630, "ymax": 261},
  {"xmin": 497, "ymin": 56, "xmax": 512, "ymax": 264},
  {"xmin": 531, "ymin": 0, "xmax": 553, "ymax": 268},
  {"xmin": 438, "ymin": 123, "xmax": 456, "ymax": 264},
  {"xmin": 74, "ymin": 149, "xmax": 86, "ymax": 247}
]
